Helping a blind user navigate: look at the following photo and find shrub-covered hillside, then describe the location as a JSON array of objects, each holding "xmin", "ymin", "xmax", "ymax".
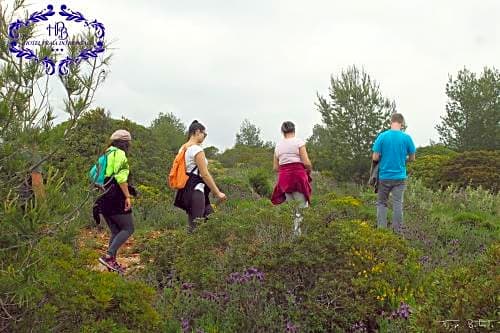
[{"xmin": 1, "ymin": 114, "xmax": 498, "ymax": 332}]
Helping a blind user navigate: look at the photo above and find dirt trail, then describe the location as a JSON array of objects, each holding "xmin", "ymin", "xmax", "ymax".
[{"xmin": 78, "ymin": 227, "xmax": 143, "ymax": 275}]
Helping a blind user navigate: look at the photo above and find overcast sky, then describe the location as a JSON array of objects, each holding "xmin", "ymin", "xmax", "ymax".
[{"xmin": 18, "ymin": 0, "xmax": 500, "ymax": 149}]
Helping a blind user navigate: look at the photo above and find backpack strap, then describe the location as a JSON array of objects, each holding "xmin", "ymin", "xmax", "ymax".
[
  {"xmin": 102, "ymin": 148, "xmax": 120, "ymax": 186},
  {"xmin": 187, "ymin": 165, "xmax": 198, "ymax": 176},
  {"xmin": 183, "ymin": 143, "xmax": 200, "ymax": 176}
]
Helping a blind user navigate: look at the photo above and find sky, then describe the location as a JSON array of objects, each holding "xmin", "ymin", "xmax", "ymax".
[{"xmin": 7, "ymin": 0, "xmax": 500, "ymax": 150}]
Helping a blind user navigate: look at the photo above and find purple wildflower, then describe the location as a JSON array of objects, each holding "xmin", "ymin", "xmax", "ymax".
[
  {"xmin": 201, "ymin": 290, "xmax": 218, "ymax": 302},
  {"xmin": 419, "ymin": 255, "xmax": 430, "ymax": 265},
  {"xmin": 246, "ymin": 267, "xmax": 259, "ymax": 274},
  {"xmin": 286, "ymin": 320, "xmax": 298, "ymax": 332},
  {"xmin": 351, "ymin": 320, "xmax": 367, "ymax": 332},
  {"xmin": 390, "ymin": 301, "xmax": 412, "ymax": 320},
  {"xmin": 181, "ymin": 282, "xmax": 194, "ymax": 290},
  {"xmin": 181, "ymin": 318, "xmax": 190, "ymax": 333},
  {"xmin": 218, "ymin": 291, "xmax": 230, "ymax": 304},
  {"xmin": 226, "ymin": 267, "xmax": 265, "ymax": 284},
  {"xmin": 199, "ymin": 290, "xmax": 230, "ymax": 304}
]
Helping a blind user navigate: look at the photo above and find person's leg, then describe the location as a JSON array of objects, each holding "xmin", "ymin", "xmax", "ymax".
[
  {"xmin": 292, "ymin": 192, "xmax": 309, "ymax": 209},
  {"xmin": 103, "ymin": 215, "xmax": 120, "ymax": 250},
  {"xmin": 376, "ymin": 181, "xmax": 391, "ymax": 229},
  {"xmin": 187, "ymin": 190, "xmax": 205, "ymax": 233},
  {"xmin": 391, "ymin": 181, "xmax": 406, "ymax": 234},
  {"xmin": 99, "ymin": 215, "xmax": 128, "ymax": 271},
  {"xmin": 107, "ymin": 214, "xmax": 135, "ymax": 258},
  {"xmin": 289, "ymin": 192, "xmax": 308, "ymax": 236}
]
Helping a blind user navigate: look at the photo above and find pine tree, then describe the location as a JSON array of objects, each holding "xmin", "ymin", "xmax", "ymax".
[
  {"xmin": 309, "ymin": 66, "xmax": 394, "ymax": 182},
  {"xmin": 235, "ymin": 119, "xmax": 265, "ymax": 148},
  {"xmin": 436, "ymin": 67, "xmax": 500, "ymax": 151}
]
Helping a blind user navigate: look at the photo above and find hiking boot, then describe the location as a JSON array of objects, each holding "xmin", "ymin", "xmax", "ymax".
[{"xmin": 98, "ymin": 255, "xmax": 121, "ymax": 272}]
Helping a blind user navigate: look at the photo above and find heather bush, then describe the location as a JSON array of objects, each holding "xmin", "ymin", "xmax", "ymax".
[
  {"xmin": 139, "ymin": 193, "xmax": 424, "ymax": 331},
  {"xmin": 439, "ymin": 150, "xmax": 500, "ymax": 192}
]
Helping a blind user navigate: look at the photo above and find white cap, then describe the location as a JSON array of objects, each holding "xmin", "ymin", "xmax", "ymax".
[{"xmin": 110, "ymin": 129, "xmax": 132, "ymax": 141}]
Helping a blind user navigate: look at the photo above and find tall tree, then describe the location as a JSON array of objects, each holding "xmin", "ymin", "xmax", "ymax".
[
  {"xmin": 309, "ymin": 65, "xmax": 394, "ymax": 182},
  {"xmin": 235, "ymin": 119, "xmax": 265, "ymax": 148},
  {"xmin": 436, "ymin": 67, "xmax": 500, "ymax": 151},
  {"xmin": 150, "ymin": 112, "xmax": 186, "ymax": 154}
]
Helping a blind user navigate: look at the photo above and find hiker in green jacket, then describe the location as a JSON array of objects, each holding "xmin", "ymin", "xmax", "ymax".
[{"xmin": 97, "ymin": 130, "xmax": 135, "ymax": 273}]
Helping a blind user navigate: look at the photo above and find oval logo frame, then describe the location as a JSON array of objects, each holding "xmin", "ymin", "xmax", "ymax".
[{"xmin": 8, "ymin": 4, "xmax": 106, "ymax": 75}]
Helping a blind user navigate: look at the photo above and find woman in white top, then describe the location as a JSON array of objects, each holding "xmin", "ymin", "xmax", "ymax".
[
  {"xmin": 174, "ymin": 120, "xmax": 226, "ymax": 232},
  {"xmin": 271, "ymin": 121, "xmax": 312, "ymax": 235}
]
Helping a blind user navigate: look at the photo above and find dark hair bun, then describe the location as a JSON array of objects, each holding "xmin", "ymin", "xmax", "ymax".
[
  {"xmin": 188, "ymin": 120, "xmax": 206, "ymax": 137},
  {"xmin": 281, "ymin": 121, "xmax": 295, "ymax": 134}
]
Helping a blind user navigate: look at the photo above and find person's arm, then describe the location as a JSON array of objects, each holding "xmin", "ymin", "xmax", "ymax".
[
  {"xmin": 195, "ymin": 151, "xmax": 226, "ymax": 200},
  {"xmin": 372, "ymin": 134, "xmax": 382, "ymax": 161},
  {"xmin": 113, "ymin": 150, "xmax": 132, "ymax": 211},
  {"xmin": 119, "ymin": 183, "xmax": 132, "ymax": 211},
  {"xmin": 406, "ymin": 136, "xmax": 416, "ymax": 162},
  {"xmin": 299, "ymin": 145, "xmax": 312, "ymax": 171},
  {"xmin": 273, "ymin": 155, "xmax": 279, "ymax": 172}
]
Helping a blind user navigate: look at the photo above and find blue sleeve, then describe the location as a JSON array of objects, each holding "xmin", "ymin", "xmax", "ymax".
[
  {"xmin": 406, "ymin": 135, "xmax": 416, "ymax": 155},
  {"xmin": 372, "ymin": 134, "xmax": 383, "ymax": 153}
]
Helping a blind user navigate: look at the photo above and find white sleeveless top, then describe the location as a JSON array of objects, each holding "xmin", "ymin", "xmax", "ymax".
[{"xmin": 183, "ymin": 145, "xmax": 208, "ymax": 192}]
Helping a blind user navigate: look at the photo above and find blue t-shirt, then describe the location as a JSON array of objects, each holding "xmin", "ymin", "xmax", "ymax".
[{"xmin": 372, "ymin": 129, "xmax": 416, "ymax": 180}]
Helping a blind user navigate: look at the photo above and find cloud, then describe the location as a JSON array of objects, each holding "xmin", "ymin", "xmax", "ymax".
[{"xmin": 20, "ymin": 0, "xmax": 500, "ymax": 149}]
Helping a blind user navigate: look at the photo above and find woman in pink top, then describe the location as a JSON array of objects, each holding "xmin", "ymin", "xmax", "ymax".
[{"xmin": 271, "ymin": 121, "xmax": 312, "ymax": 235}]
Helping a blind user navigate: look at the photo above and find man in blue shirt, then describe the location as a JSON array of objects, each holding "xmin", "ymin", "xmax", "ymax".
[{"xmin": 372, "ymin": 113, "xmax": 416, "ymax": 233}]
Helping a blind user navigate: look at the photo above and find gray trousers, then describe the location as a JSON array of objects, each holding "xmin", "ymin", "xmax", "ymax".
[
  {"xmin": 104, "ymin": 213, "xmax": 134, "ymax": 257},
  {"xmin": 285, "ymin": 192, "xmax": 309, "ymax": 236},
  {"xmin": 376, "ymin": 180, "xmax": 406, "ymax": 233}
]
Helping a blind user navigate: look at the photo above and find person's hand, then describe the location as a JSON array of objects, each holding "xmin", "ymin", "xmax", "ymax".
[
  {"xmin": 216, "ymin": 192, "xmax": 227, "ymax": 202},
  {"xmin": 124, "ymin": 197, "xmax": 132, "ymax": 211}
]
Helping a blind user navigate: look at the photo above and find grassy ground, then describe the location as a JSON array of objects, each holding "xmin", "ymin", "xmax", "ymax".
[{"xmin": 70, "ymin": 166, "xmax": 499, "ymax": 332}]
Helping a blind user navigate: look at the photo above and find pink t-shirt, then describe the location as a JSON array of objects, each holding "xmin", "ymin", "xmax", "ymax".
[{"xmin": 275, "ymin": 137, "xmax": 306, "ymax": 165}]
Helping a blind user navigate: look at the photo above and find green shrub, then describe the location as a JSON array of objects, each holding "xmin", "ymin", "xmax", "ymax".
[
  {"xmin": 408, "ymin": 154, "xmax": 454, "ymax": 189},
  {"xmin": 310, "ymin": 171, "xmax": 337, "ymax": 196},
  {"xmin": 439, "ymin": 150, "xmax": 500, "ymax": 193},
  {"xmin": 248, "ymin": 168, "xmax": 273, "ymax": 198},
  {"xmin": 401, "ymin": 178, "xmax": 499, "ymax": 269},
  {"xmin": 415, "ymin": 144, "xmax": 458, "ymax": 158},
  {"xmin": 1, "ymin": 239, "xmax": 162, "ymax": 333},
  {"xmin": 218, "ymin": 146, "xmax": 273, "ymax": 169},
  {"xmin": 414, "ymin": 244, "xmax": 499, "ymax": 331},
  {"xmin": 453, "ymin": 212, "xmax": 497, "ymax": 231},
  {"xmin": 453, "ymin": 212, "xmax": 483, "ymax": 227},
  {"xmin": 216, "ymin": 175, "xmax": 255, "ymax": 200}
]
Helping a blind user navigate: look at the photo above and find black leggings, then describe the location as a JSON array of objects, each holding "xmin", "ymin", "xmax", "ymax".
[
  {"xmin": 188, "ymin": 190, "xmax": 210, "ymax": 233},
  {"xmin": 104, "ymin": 213, "xmax": 134, "ymax": 257}
]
